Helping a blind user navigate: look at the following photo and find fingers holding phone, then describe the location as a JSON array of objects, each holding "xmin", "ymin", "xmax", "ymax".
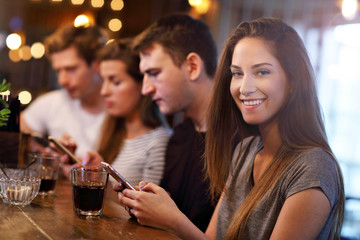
[
  {"xmin": 48, "ymin": 136, "xmax": 82, "ymax": 166},
  {"xmin": 100, "ymin": 162, "xmax": 136, "ymax": 191},
  {"xmin": 59, "ymin": 134, "xmax": 77, "ymax": 154},
  {"xmin": 113, "ymin": 182, "xmax": 126, "ymax": 192},
  {"xmin": 119, "ymin": 182, "xmax": 181, "ymax": 229},
  {"xmin": 100, "ymin": 162, "xmax": 138, "ymax": 218}
]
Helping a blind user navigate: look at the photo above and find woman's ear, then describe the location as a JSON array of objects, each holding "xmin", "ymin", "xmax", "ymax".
[{"xmin": 186, "ymin": 52, "xmax": 203, "ymax": 81}]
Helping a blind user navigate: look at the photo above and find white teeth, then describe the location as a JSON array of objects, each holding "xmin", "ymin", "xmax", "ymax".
[{"xmin": 243, "ymin": 100, "xmax": 262, "ymax": 106}]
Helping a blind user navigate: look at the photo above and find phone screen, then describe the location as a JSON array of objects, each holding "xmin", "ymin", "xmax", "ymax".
[{"xmin": 100, "ymin": 162, "xmax": 136, "ymax": 191}]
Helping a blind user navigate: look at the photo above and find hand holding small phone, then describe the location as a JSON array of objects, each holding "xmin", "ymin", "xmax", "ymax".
[
  {"xmin": 100, "ymin": 162, "xmax": 136, "ymax": 191},
  {"xmin": 48, "ymin": 136, "xmax": 83, "ymax": 166}
]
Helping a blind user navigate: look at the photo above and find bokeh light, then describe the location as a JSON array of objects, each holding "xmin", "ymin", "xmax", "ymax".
[
  {"xmin": 74, "ymin": 14, "xmax": 90, "ymax": 27},
  {"xmin": 91, "ymin": 0, "xmax": 104, "ymax": 8},
  {"xmin": 188, "ymin": 0, "xmax": 201, "ymax": 6},
  {"xmin": 342, "ymin": 0, "xmax": 358, "ymax": 20},
  {"xmin": 108, "ymin": 18, "xmax": 122, "ymax": 32},
  {"xmin": 31, "ymin": 42, "xmax": 45, "ymax": 59},
  {"xmin": 111, "ymin": 0, "xmax": 124, "ymax": 11},
  {"xmin": 106, "ymin": 39, "xmax": 115, "ymax": 45},
  {"xmin": 6, "ymin": 33, "xmax": 22, "ymax": 50},
  {"xmin": 188, "ymin": 0, "xmax": 210, "ymax": 14},
  {"xmin": 9, "ymin": 49, "xmax": 21, "ymax": 62},
  {"xmin": 19, "ymin": 45, "xmax": 32, "ymax": 61},
  {"xmin": 1, "ymin": 90, "xmax": 10, "ymax": 100},
  {"xmin": 71, "ymin": 0, "xmax": 84, "ymax": 5},
  {"xmin": 18, "ymin": 91, "xmax": 32, "ymax": 105}
]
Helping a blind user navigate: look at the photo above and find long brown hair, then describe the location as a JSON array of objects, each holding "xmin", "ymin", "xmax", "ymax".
[
  {"xmin": 97, "ymin": 39, "xmax": 162, "ymax": 163},
  {"xmin": 205, "ymin": 18, "xmax": 344, "ymax": 239}
]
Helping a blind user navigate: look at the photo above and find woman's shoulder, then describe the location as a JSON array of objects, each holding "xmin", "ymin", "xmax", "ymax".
[
  {"xmin": 283, "ymin": 147, "xmax": 342, "ymax": 207},
  {"xmin": 149, "ymin": 126, "xmax": 172, "ymax": 138},
  {"xmin": 132, "ymin": 127, "xmax": 171, "ymax": 144},
  {"xmin": 282, "ymin": 147, "xmax": 339, "ymax": 182},
  {"xmin": 294, "ymin": 147, "xmax": 337, "ymax": 169}
]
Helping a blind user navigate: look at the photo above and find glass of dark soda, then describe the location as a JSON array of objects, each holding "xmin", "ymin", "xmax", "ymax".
[
  {"xmin": 71, "ymin": 167, "xmax": 108, "ymax": 216},
  {"xmin": 28, "ymin": 153, "xmax": 60, "ymax": 196}
]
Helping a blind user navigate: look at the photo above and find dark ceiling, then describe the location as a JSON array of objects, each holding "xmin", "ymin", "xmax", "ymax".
[
  {"xmin": 0, "ymin": 0, "xmax": 357, "ymax": 99},
  {"xmin": 0, "ymin": 0, "xmax": 191, "ymax": 97}
]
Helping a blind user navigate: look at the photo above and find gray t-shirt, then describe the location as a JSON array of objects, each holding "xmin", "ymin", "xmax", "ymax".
[{"xmin": 217, "ymin": 136, "xmax": 341, "ymax": 240}]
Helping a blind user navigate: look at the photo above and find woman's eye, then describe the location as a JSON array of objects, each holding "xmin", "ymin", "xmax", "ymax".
[
  {"xmin": 258, "ymin": 70, "xmax": 270, "ymax": 76},
  {"xmin": 110, "ymin": 78, "xmax": 121, "ymax": 85},
  {"xmin": 231, "ymin": 71, "xmax": 243, "ymax": 78}
]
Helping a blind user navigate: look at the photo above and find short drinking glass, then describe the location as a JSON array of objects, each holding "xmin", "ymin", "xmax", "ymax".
[
  {"xmin": 71, "ymin": 167, "xmax": 108, "ymax": 217},
  {"xmin": 28, "ymin": 153, "xmax": 60, "ymax": 196}
]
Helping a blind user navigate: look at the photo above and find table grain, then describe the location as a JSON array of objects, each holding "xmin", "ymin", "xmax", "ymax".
[{"xmin": 0, "ymin": 178, "xmax": 179, "ymax": 240}]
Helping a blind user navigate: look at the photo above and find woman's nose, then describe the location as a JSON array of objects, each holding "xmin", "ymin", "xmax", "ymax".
[
  {"xmin": 239, "ymin": 74, "xmax": 256, "ymax": 96},
  {"xmin": 100, "ymin": 80, "xmax": 110, "ymax": 96}
]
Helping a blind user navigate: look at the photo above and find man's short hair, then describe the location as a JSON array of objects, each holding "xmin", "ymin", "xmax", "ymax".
[
  {"xmin": 44, "ymin": 25, "xmax": 108, "ymax": 65},
  {"xmin": 133, "ymin": 14, "xmax": 217, "ymax": 78}
]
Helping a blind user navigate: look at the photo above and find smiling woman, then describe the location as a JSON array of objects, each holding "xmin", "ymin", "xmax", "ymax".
[
  {"xmin": 230, "ymin": 37, "xmax": 289, "ymax": 127},
  {"xmin": 205, "ymin": 17, "xmax": 345, "ymax": 240}
]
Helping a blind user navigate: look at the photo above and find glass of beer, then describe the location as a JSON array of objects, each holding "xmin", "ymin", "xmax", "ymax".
[{"xmin": 71, "ymin": 167, "xmax": 109, "ymax": 217}]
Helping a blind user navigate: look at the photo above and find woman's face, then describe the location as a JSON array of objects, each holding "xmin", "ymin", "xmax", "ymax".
[
  {"xmin": 100, "ymin": 60, "xmax": 142, "ymax": 117},
  {"xmin": 230, "ymin": 37, "xmax": 290, "ymax": 128}
]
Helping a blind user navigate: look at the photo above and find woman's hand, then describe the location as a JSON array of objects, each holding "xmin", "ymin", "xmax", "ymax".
[
  {"xmin": 117, "ymin": 181, "xmax": 181, "ymax": 230},
  {"xmin": 81, "ymin": 151, "xmax": 103, "ymax": 167},
  {"xmin": 115, "ymin": 181, "xmax": 207, "ymax": 240},
  {"xmin": 50, "ymin": 134, "xmax": 77, "ymax": 179},
  {"xmin": 57, "ymin": 134, "xmax": 77, "ymax": 162}
]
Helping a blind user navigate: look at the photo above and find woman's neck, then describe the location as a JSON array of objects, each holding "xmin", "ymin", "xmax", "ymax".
[
  {"xmin": 253, "ymin": 120, "xmax": 282, "ymax": 184},
  {"xmin": 124, "ymin": 110, "xmax": 153, "ymax": 139},
  {"xmin": 259, "ymin": 118, "xmax": 282, "ymax": 158}
]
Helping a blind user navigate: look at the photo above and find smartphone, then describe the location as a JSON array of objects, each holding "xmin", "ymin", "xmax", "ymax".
[
  {"xmin": 100, "ymin": 162, "xmax": 136, "ymax": 191},
  {"xmin": 48, "ymin": 136, "xmax": 82, "ymax": 165}
]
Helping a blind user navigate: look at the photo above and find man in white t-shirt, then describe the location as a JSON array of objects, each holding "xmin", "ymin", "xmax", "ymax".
[{"xmin": 20, "ymin": 25, "xmax": 108, "ymax": 156}]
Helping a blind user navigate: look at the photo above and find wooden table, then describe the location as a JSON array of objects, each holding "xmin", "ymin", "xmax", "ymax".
[{"xmin": 0, "ymin": 178, "xmax": 179, "ymax": 240}]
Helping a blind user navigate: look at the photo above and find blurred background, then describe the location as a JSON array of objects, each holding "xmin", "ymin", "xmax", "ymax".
[{"xmin": 0, "ymin": 0, "xmax": 359, "ymax": 239}]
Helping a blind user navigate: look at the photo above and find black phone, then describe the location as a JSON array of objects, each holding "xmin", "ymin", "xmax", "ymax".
[{"xmin": 100, "ymin": 162, "xmax": 136, "ymax": 191}]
